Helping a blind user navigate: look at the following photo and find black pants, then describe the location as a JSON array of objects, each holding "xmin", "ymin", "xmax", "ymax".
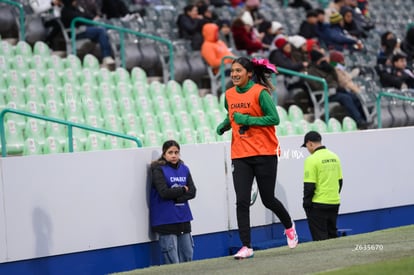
[
  {"xmin": 306, "ymin": 205, "xmax": 339, "ymax": 241},
  {"xmin": 232, "ymin": 155, "xmax": 292, "ymax": 247}
]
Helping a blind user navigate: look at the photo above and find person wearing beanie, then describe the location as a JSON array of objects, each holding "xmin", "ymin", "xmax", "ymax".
[
  {"xmin": 325, "ymin": 12, "xmax": 363, "ymax": 51},
  {"xmin": 324, "ymin": 0, "xmax": 346, "ymax": 23},
  {"xmin": 289, "ymin": 35, "xmax": 311, "ymax": 68},
  {"xmin": 231, "ymin": 16, "xmax": 264, "ymax": 55},
  {"xmin": 269, "ymin": 36, "xmax": 308, "ymax": 92},
  {"xmin": 307, "ymin": 49, "xmax": 369, "ymax": 129},
  {"xmin": 329, "ymin": 50, "xmax": 361, "ymax": 94}
]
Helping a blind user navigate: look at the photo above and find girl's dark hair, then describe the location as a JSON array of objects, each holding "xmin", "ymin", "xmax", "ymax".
[
  {"xmin": 184, "ymin": 4, "xmax": 196, "ymax": 14},
  {"xmin": 232, "ymin": 57, "xmax": 275, "ymax": 91},
  {"xmin": 161, "ymin": 140, "xmax": 180, "ymax": 156}
]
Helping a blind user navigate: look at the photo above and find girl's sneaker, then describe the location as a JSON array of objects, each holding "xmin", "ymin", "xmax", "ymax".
[
  {"xmin": 285, "ymin": 222, "xmax": 299, "ymax": 248},
  {"xmin": 234, "ymin": 246, "xmax": 254, "ymax": 259}
]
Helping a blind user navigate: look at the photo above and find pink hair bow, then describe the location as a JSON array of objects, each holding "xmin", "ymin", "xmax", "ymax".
[{"xmin": 251, "ymin": 58, "xmax": 278, "ymax": 73}]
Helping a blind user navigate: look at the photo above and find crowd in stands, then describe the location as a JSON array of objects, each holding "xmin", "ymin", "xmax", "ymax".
[{"xmin": 0, "ymin": 0, "xmax": 414, "ymax": 138}]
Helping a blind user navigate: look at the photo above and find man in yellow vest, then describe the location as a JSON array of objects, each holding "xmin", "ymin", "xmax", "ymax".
[{"xmin": 301, "ymin": 131, "xmax": 343, "ymax": 241}]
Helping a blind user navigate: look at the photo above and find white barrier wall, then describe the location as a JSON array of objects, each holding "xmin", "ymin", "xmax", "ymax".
[{"xmin": 0, "ymin": 127, "xmax": 413, "ymax": 263}]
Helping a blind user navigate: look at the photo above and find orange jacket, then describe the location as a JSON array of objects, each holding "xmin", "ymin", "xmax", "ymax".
[
  {"xmin": 226, "ymin": 84, "xmax": 280, "ymax": 159},
  {"xmin": 201, "ymin": 23, "xmax": 234, "ymax": 73}
]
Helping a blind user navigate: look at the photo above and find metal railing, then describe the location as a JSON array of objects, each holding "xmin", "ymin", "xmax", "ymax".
[
  {"xmin": 0, "ymin": 0, "xmax": 25, "ymax": 40},
  {"xmin": 376, "ymin": 91, "xmax": 414, "ymax": 129},
  {"xmin": 219, "ymin": 56, "xmax": 330, "ymax": 123},
  {"xmin": 0, "ymin": 109, "xmax": 142, "ymax": 157},
  {"xmin": 70, "ymin": 17, "xmax": 175, "ymax": 80}
]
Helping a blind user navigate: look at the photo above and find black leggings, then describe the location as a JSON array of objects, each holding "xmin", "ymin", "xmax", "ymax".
[{"xmin": 232, "ymin": 155, "xmax": 293, "ymax": 247}]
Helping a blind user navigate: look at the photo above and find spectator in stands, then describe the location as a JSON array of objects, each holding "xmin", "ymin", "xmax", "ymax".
[
  {"xmin": 346, "ymin": 0, "xmax": 375, "ymax": 32},
  {"xmin": 377, "ymin": 31, "xmax": 401, "ymax": 67},
  {"xmin": 330, "ymin": 50, "xmax": 361, "ymax": 94},
  {"xmin": 269, "ymin": 35, "xmax": 308, "ymax": 92},
  {"xmin": 259, "ymin": 21, "xmax": 282, "ymax": 50},
  {"xmin": 61, "ymin": 0, "xmax": 115, "ymax": 68},
  {"xmin": 326, "ymin": 12, "xmax": 363, "ymax": 51},
  {"xmin": 306, "ymin": 49, "xmax": 368, "ymax": 129},
  {"xmin": 77, "ymin": 0, "xmax": 102, "ymax": 19},
  {"xmin": 201, "ymin": 23, "xmax": 234, "ymax": 74},
  {"xmin": 197, "ymin": 1, "xmax": 219, "ymax": 25},
  {"xmin": 44, "ymin": 0, "xmax": 64, "ymax": 49},
  {"xmin": 290, "ymin": 35, "xmax": 311, "ymax": 65},
  {"xmin": 243, "ymin": 0, "xmax": 265, "ymax": 29},
  {"xmin": 314, "ymin": 8, "xmax": 330, "ymax": 48},
  {"xmin": 218, "ymin": 19, "xmax": 233, "ymax": 48},
  {"xmin": 100, "ymin": 0, "xmax": 143, "ymax": 22},
  {"xmin": 231, "ymin": 14, "xmax": 264, "ymax": 55},
  {"xmin": 301, "ymin": 131, "xmax": 343, "ymax": 241},
  {"xmin": 298, "ymin": 9, "xmax": 319, "ymax": 40},
  {"xmin": 325, "ymin": 0, "xmax": 346, "ymax": 23},
  {"xmin": 150, "ymin": 140, "xmax": 197, "ymax": 265},
  {"xmin": 288, "ymin": 0, "xmax": 314, "ymax": 11},
  {"xmin": 401, "ymin": 26, "xmax": 414, "ymax": 69},
  {"xmin": 340, "ymin": 6, "xmax": 367, "ymax": 39},
  {"xmin": 176, "ymin": 5, "xmax": 204, "ymax": 51},
  {"xmin": 378, "ymin": 52, "xmax": 414, "ymax": 89},
  {"xmin": 216, "ymin": 57, "xmax": 299, "ymax": 259}
]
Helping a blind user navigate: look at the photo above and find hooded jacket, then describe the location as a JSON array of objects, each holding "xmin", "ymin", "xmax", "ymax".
[
  {"xmin": 231, "ymin": 18, "xmax": 263, "ymax": 54},
  {"xmin": 201, "ymin": 23, "xmax": 234, "ymax": 73}
]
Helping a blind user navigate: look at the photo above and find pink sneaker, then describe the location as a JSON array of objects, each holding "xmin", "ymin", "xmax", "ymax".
[
  {"xmin": 285, "ymin": 222, "xmax": 298, "ymax": 249},
  {"xmin": 234, "ymin": 246, "xmax": 254, "ymax": 259}
]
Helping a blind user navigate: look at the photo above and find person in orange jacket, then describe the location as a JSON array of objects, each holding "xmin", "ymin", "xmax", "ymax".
[{"xmin": 201, "ymin": 23, "xmax": 235, "ymax": 75}]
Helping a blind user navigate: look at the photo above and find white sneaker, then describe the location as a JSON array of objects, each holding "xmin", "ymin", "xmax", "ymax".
[
  {"xmin": 285, "ymin": 221, "xmax": 298, "ymax": 249},
  {"xmin": 234, "ymin": 246, "xmax": 254, "ymax": 259},
  {"xmin": 102, "ymin": 56, "xmax": 115, "ymax": 65}
]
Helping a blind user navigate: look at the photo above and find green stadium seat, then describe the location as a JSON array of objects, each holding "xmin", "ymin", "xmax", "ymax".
[
  {"xmin": 175, "ymin": 111, "xmax": 195, "ymax": 131},
  {"xmin": 139, "ymin": 112, "xmax": 160, "ymax": 132},
  {"xmin": 97, "ymin": 67, "xmax": 115, "ymax": 85},
  {"xmin": 115, "ymin": 82, "xmax": 134, "ymax": 101},
  {"xmin": 47, "ymin": 54, "xmax": 65, "ymax": 71},
  {"xmin": 83, "ymin": 54, "xmax": 100, "ymax": 70},
  {"xmin": 104, "ymin": 135, "xmax": 125, "ymax": 150},
  {"xmin": 64, "ymin": 54, "xmax": 82, "ymax": 71},
  {"xmin": 5, "ymin": 70, "xmax": 25, "ymax": 88},
  {"xmin": 23, "ymin": 138, "xmax": 43, "ymax": 156},
  {"xmin": 185, "ymin": 93, "xmax": 204, "ymax": 112},
  {"xmin": 202, "ymin": 94, "xmax": 220, "ymax": 112},
  {"xmin": 43, "ymin": 136, "xmax": 65, "ymax": 154},
  {"xmin": 81, "ymin": 82, "xmax": 99, "ymax": 102},
  {"xmin": 182, "ymin": 79, "xmax": 199, "ymax": 98},
  {"xmin": 143, "ymin": 129, "xmax": 163, "ymax": 147},
  {"xmin": 97, "ymin": 82, "xmax": 116, "ymax": 101},
  {"xmin": 342, "ymin": 116, "xmax": 358, "ymax": 131},
  {"xmin": 208, "ymin": 109, "xmax": 226, "ymax": 129},
  {"xmin": 311, "ymin": 118, "xmax": 328, "ymax": 133},
  {"xmin": 100, "ymin": 96, "xmax": 119, "ymax": 116},
  {"xmin": 24, "ymin": 69, "xmax": 44, "ymax": 87},
  {"xmin": 4, "ymin": 120, "xmax": 25, "ymax": 155},
  {"xmin": 78, "ymin": 68, "xmax": 98, "ymax": 86},
  {"xmin": 162, "ymin": 128, "xmax": 180, "ymax": 142},
  {"xmin": 45, "ymin": 122, "xmax": 67, "ymax": 140},
  {"xmin": 84, "ymin": 114, "xmax": 104, "ymax": 129},
  {"xmin": 33, "ymin": 41, "xmax": 51, "ymax": 57},
  {"xmin": 166, "ymin": 80, "xmax": 183, "ymax": 99},
  {"xmin": 30, "ymin": 54, "xmax": 49, "ymax": 71},
  {"xmin": 148, "ymin": 81, "xmax": 166, "ymax": 100},
  {"xmin": 277, "ymin": 105, "xmax": 289, "ymax": 123},
  {"xmin": 327, "ymin": 117, "xmax": 343, "ymax": 132},
  {"xmin": 0, "ymin": 40, "xmax": 15, "ymax": 56},
  {"xmin": 0, "ymin": 93, "xmax": 7, "ymax": 110},
  {"xmin": 152, "ymin": 95, "xmax": 171, "ymax": 114},
  {"xmin": 61, "ymin": 68, "xmax": 80, "ymax": 86},
  {"xmin": 5, "ymin": 85, "xmax": 26, "ymax": 109},
  {"xmin": 169, "ymin": 94, "xmax": 187, "ymax": 114},
  {"xmin": 157, "ymin": 111, "xmax": 179, "ymax": 132},
  {"xmin": 25, "ymin": 84, "xmax": 45, "ymax": 104},
  {"xmin": 122, "ymin": 113, "xmax": 144, "ymax": 137},
  {"xmin": 42, "ymin": 68, "xmax": 62, "ymax": 86},
  {"xmin": 132, "ymin": 82, "xmax": 150, "ymax": 101},
  {"xmin": 62, "ymin": 136, "xmax": 85, "ymax": 152},
  {"xmin": 191, "ymin": 109, "xmax": 210, "ymax": 128},
  {"xmin": 276, "ymin": 123, "xmax": 287, "ymax": 136},
  {"xmin": 11, "ymin": 55, "xmax": 31, "ymax": 72},
  {"xmin": 112, "ymin": 67, "xmax": 131, "ymax": 85},
  {"xmin": 64, "ymin": 99, "xmax": 84, "ymax": 121},
  {"xmin": 61, "ymin": 83, "xmax": 81, "ymax": 104},
  {"xmin": 4, "ymin": 104, "xmax": 27, "ymax": 128},
  {"xmin": 82, "ymin": 97, "xmax": 102, "ymax": 117},
  {"xmin": 84, "ymin": 133, "xmax": 106, "ymax": 151},
  {"xmin": 130, "ymin": 67, "xmax": 148, "ymax": 85},
  {"xmin": 118, "ymin": 96, "xmax": 137, "ymax": 117},
  {"xmin": 0, "ymin": 55, "xmax": 10, "ymax": 73},
  {"xmin": 180, "ymin": 127, "xmax": 198, "ymax": 145},
  {"xmin": 196, "ymin": 126, "xmax": 217, "ymax": 143},
  {"xmin": 294, "ymin": 119, "xmax": 313, "ymax": 135},
  {"xmin": 281, "ymin": 121, "xmax": 297, "ymax": 136},
  {"xmin": 135, "ymin": 95, "xmax": 154, "ymax": 116},
  {"xmin": 103, "ymin": 113, "xmax": 123, "ymax": 132},
  {"xmin": 43, "ymin": 83, "xmax": 63, "ymax": 103},
  {"xmin": 25, "ymin": 100, "xmax": 45, "ymax": 119},
  {"xmin": 288, "ymin": 104, "xmax": 304, "ymax": 122},
  {"xmin": 24, "ymin": 119, "xmax": 46, "ymax": 141},
  {"xmin": 14, "ymin": 41, "xmax": 32, "ymax": 57}
]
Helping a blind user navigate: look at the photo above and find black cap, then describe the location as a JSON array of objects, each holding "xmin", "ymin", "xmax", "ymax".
[{"xmin": 301, "ymin": 131, "xmax": 322, "ymax": 147}]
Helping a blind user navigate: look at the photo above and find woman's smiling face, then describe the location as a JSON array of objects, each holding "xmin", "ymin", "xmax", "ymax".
[{"xmin": 230, "ymin": 62, "xmax": 252, "ymax": 88}]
